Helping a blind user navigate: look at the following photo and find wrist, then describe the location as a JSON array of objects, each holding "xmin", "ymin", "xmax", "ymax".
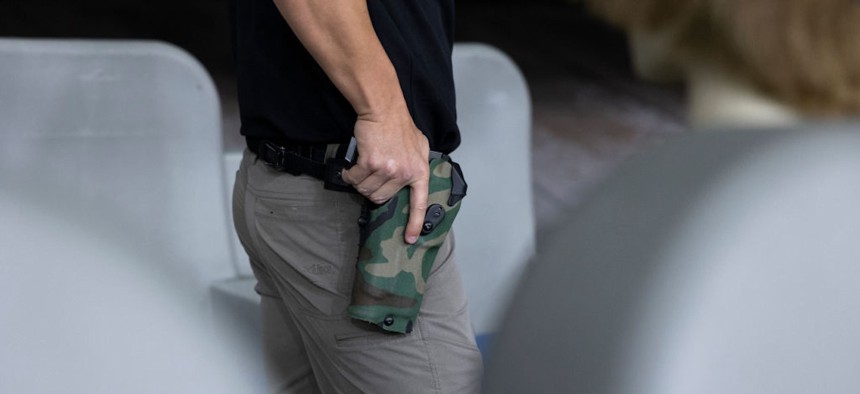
[
  {"xmin": 356, "ymin": 96, "xmax": 410, "ymax": 124},
  {"xmin": 349, "ymin": 64, "xmax": 409, "ymax": 122}
]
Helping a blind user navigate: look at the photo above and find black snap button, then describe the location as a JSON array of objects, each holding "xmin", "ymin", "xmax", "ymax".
[
  {"xmin": 383, "ymin": 315, "xmax": 395, "ymax": 326},
  {"xmin": 421, "ymin": 204, "xmax": 446, "ymax": 235}
]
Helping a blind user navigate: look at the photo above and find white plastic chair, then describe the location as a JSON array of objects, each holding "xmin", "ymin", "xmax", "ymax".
[
  {"xmin": 0, "ymin": 39, "xmax": 254, "ymax": 392},
  {"xmin": 450, "ymin": 43, "xmax": 535, "ymax": 339},
  {"xmin": 486, "ymin": 126, "xmax": 860, "ymax": 393},
  {"xmin": 0, "ymin": 39, "xmax": 236, "ymax": 299},
  {"xmin": 0, "ymin": 190, "xmax": 258, "ymax": 393}
]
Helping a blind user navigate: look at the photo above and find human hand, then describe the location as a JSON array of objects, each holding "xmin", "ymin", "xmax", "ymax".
[{"xmin": 342, "ymin": 109, "xmax": 430, "ymax": 244}]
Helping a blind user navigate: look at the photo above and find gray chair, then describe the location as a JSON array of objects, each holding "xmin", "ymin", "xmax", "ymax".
[
  {"xmin": 0, "ymin": 39, "xmax": 236, "ymax": 299},
  {"xmin": 0, "ymin": 39, "xmax": 258, "ymax": 392},
  {"xmin": 452, "ymin": 43, "xmax": 535, "ymax": 340},
  {"xmin": 485, "ymin": 126, "xmax": 860, "ymax": 393}
]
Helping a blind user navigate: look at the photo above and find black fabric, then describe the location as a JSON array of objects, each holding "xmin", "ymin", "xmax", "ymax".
[
  {"xmin": 248, "ymin": 139, "xmax": 328, "ymax": 178},
  {"xmin": 230, "ymin": 0, "xmax": 460, "ymax": 154},
  {"xmin": 247, "ymin": 138, "xmax": 360, "ymax": 193}
]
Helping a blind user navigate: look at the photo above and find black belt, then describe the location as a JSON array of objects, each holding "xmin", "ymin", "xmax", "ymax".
[{"xmin": 247, "ymin": 137, "xmax": 356, "ymax": 193}]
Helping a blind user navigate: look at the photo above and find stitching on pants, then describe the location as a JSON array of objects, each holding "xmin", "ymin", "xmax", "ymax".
[
  {"xmin": 419, "ymin": 318, "xmax": 443, "ymax": 394},
  {"xmin": 257, "ymin": 290, "xmax": 283, "ymax": 300},
  {"xmin": 244, "ymin": 159, "xmax": 271, "ymax": 266}
]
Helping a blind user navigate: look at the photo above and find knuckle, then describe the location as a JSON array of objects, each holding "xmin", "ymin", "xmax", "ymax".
[
  {"xmin": 415, "ymin": 165, "xmax": 428, "ymax": 178},
  {"xmin": 401, "ymin": 169, "xmax": 414, "ymax": 180},
  {"xmin": 364, "ymin": 157, "xmax": 383, "ymax": 171},
  {"xmin": 371, "ymin": 196, "xmax": 388, "ymax": 204},
  {"xmin": 382, "ymin": 161, "xmax": 398, "ymax": 177}
]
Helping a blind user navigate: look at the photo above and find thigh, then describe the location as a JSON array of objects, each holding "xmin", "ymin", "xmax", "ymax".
[
  {"xmin": 260, "ymin": 294, "xmax": 321, "ymax": 394},
  {"xmin": 234, "ymin": 151, "xmax": 322, "ymax": 393},
  {"xmin": 285, "ymin": 234, "xmax": 482, "ymax": 394},
  {"xmin": 241, "ymin": 151, "xmax": 482, "ymax": 393},
  {"xmin": 412, "ymin": 232, "xmax": 485, "ymax": 394}
]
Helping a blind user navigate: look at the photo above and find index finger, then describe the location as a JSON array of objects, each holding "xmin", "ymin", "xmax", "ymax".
[
  {"xmin": 404, "ymin": 176, "xmax": 429, "ymax": 244},
  {"xmin": 341, "ymin": 163, "xmax": 372, "ymax": 186}
]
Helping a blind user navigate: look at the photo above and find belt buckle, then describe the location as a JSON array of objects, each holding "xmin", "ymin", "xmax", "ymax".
[{"xmin": 262, "ymin": 141, "xmax": 287, "ymax": 171}]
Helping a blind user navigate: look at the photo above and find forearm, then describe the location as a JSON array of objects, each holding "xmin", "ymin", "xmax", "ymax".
[
  {"xmin": 276, "ymin": 0, "xmax": 430, "ymax": 243},
  {"xmin": 273, "ymin": 0, "xmax": 407, "ymax": 118}
]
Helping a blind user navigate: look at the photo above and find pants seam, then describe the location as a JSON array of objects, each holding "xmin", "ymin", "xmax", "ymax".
[{"xmin": 419, "ymin": 317, "xmax": 443, "ymax": 394}]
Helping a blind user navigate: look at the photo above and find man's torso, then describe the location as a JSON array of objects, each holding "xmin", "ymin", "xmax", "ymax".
[{"xmin": 230, "ymin": 0, "xmax": 461, "ymax": 153}]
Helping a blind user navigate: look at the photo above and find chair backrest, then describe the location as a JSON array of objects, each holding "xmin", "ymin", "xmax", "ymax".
[
  {"xmin": 0, "ymin": 39, "xmax": 235, "ymax": 302},
  {"xmin": 0, "ymin": 38, "xmax": 254, "ymax": 393},
  {"xmin": 451, "ymin": 43, "xmax": 535, "ymax": 335},
  {"xmin": 0, "ymin": 192, "xmax": 258, "ymax": 393},
  {"xmin": 486, "ymin": 126, "xmax": 860, "ymax": 393},
  {"xmin": 223, "ymin": 151, "xmax": 247, "ymax": 274}
]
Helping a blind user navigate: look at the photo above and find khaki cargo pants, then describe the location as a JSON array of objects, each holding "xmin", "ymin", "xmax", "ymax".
[{"xmin": 232, "ymin": 150, "xmax": 483, "ymax": 393}]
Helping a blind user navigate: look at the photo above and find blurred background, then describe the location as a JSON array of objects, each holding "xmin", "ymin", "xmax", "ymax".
[
  {"xmin": 7, "ymin": 1, "xmax": 860, "ymax": 393},
  {"xmin": 0, "ymin": 0, "xmax": 685, "ymax": 391},
  {"xmin": 0, "ymin": 0, "xmax": 684, "ymax": 234}
]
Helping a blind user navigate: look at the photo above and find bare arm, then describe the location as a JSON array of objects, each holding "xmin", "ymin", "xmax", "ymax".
[{"xmin": 273, "ymin": 0, "xmax": 429, "ymax": 244}]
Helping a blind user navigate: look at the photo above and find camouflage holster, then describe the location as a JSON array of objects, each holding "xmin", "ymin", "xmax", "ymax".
[{"xmin": 348, "ymin": 155, "xmax": 467, "ymax": 334}]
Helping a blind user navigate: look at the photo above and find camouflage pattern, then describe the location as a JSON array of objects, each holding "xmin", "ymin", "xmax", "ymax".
[{"xmin": 348, "ymin": 157, "xmax": 465, "ymax": 334}]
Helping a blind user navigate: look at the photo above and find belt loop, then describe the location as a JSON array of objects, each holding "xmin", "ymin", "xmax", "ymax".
[{"xmin": 263, "ymin": 141, "xmax": 287, "ymax": 171}]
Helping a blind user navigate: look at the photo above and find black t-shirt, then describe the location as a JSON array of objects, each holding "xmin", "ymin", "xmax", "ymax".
[{"xmin": 230, "ymin": 0, "xmax": 460, "ymax": 153}]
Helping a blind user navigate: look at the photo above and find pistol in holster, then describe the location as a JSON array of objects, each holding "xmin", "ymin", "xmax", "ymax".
[{"xmin": 343, "ymin": 143, "xmax": 467, "ymax": 334}]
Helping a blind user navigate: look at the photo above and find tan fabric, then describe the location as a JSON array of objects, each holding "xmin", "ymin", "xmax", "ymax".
[{"xmin": 232, "ymin": 150, "xmax": 483, "ymax": 394}]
